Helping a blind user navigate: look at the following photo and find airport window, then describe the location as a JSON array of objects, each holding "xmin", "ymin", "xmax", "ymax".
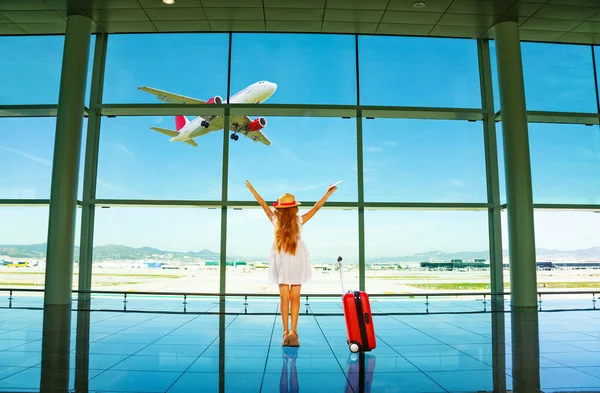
[
  {"xmin": 496, "ymin": 123, "xmax": 506, "ymax": 205},
  {"xmin": 364, "ymin": 210, "xmax": 491, "ymax": 295},
  {"xmin": 226, "ymin": 208, "xmax": 359, "ymax": 294},
  {"xmin": 529, "ymin": 123, "xmax": 600, "ymax": 204},
  {"xmin": 230, "ymin": 33, "xmax": 357, "ymax": 105},
  {"xmin": 92, "ymin": 207, "xmax": 221, "ymax": 293},
  {"xmin": 0, "ymin": 117, "xmax": 57, "ymax": 199},
  {"xmin": 96, "ymin": 116, "xmax": 223, "ymax": 200},
  {"xmin": 227, "ymin": 116, "xmax": 358, "ymax": 202},
  {"xmin": 78, "ymin": 118, "xmax": 88, "ymax": 202},
  {"xmin": 533, "ymin": 210, "xmax": 600, "ymax": 289},
  {"xmin": 522, "ymin": 42, "xmax": 597, "ymax": 113},
  {"xmin": 0, "ymin": 35, "xmax": 95, "ymax": 105},
  {"xmin": 362, "ymin": 118, "xmax": 487, "ymax": 203},
  {"xmin": 0, "ymin": 36, "xmax": 63, "ymax": 105},
  {"xmin": 0, "ymin": 207, "xmax": 50, "ymax": 288},
  {"xmin": 359, "ymin": 36, "xmax": 482, "ymax": 108},
  {"xmin": 490, "ymin": 41, "xmax": 598, "ymax": 113},
  {"xmin": 102, "ymin": 33, "xmax": 229, "ymax": 104}
]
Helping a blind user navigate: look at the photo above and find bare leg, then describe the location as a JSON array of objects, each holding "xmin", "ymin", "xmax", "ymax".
[
  {"xmin": 288, "ymin": 285, "xmax": 301, "ymax": 346},
  {"xmin": 279, "ymin": 284, "xmax": 291, "ymax": 344}
]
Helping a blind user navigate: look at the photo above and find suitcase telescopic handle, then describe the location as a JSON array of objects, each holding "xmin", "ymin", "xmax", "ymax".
[{"xmin": 338, "ymin": 256, "xmax": 345, "ymax": 295}]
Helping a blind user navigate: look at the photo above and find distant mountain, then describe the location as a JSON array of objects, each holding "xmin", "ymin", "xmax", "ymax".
[
  {"xmin": 1, "ymin": 244, "xmax": 599, "ymax": 263},
  {"xmin": 0, "ymin": 243, "xmax": 219, "ymax": 262},
  {"xmin": 0, "ymin": 243, "xmax": 48, "ymax": 258}
]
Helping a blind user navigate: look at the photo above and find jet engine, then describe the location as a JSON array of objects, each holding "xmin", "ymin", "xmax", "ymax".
[
  {"xmin": 248, "ymin": 117, "xmax": 267, "ymax": 131},
  {"xmin": 206, "ymin": 96, "xmax": 223, "ymax": 105}
]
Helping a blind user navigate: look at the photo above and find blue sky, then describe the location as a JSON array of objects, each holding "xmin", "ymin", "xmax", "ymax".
[{"xmin": 0, "ymin": 33, "xmax": 599, "ymax": 259}]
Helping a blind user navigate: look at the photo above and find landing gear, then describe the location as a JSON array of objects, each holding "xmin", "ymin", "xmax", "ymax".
[
  {"xmin": 201, "ymin": 120, "xmax": 210, "ymax": 128},
  {"xmin": 230, "ymin": 133, "xmax": 239, "ymax": 141}
]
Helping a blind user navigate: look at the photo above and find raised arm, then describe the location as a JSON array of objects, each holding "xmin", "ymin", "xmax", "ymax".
[
  {"xmin": 302, "ymin": 185, "xmax": 337, "ymax": 225},
  {"xmin": 246, "ymin": 180, "xmax": 273, "ymax": 221}
]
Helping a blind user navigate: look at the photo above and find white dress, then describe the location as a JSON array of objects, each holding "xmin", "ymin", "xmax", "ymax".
[{"xmin": 268, "ymin": 214, "xmax": 313, "ymax": 285}]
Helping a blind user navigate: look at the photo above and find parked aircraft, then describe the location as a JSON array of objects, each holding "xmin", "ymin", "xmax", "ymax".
[{"xmin": 138, "ymin": 80, "xmax": 277, "ymax": 147}]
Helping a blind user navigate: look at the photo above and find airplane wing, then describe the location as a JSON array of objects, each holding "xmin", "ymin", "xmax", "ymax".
[
  {"xmin": 230, "ymin": 115, "xmax": 271, "ymax": 146},
  {"xmin": 183, "ymin": 139, "xmax": 198, "ymax": 147},
  {"xmin": 139, "ymin": 86, "xmax": 206, "ymax": 104}
]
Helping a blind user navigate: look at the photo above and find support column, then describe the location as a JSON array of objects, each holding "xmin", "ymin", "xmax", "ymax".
[
  {"xmin": 44, "ymin": 14, "xmax": 92, "ymax": 306},
  {"xmin": 493, "ymin": 21, "xmax": 537, "ymax": 308}
]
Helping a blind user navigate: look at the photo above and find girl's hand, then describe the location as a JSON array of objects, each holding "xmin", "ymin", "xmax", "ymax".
[
  {"xmin": 246, "ymin": 180, "xmax": 253, "ymax": 190},
  {"xmin": 327, "ymin": 185, "xmax": 338, "ymax": 193}
]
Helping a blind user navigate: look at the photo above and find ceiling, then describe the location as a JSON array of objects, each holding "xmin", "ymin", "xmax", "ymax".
[{"xmin": 2, "ymin": 0, "xmax": 600, "ymax": 45}]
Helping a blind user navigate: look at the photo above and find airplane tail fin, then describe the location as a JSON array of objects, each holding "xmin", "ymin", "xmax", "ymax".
[{"xmin": 175, "ymin": 115, "xmax": 189, "ymax": 131}]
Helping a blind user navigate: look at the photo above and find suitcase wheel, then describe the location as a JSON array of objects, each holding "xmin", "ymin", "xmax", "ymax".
[{"xmin": 349, "ymin": 343, "xmax": 360, "ymax": 353}]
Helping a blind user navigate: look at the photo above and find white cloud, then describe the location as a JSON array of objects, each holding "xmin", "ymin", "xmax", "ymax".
[
  {"xmin": 0, "ymin": 145, "xmax": 52, "ymax": 167},
  {"xmin": 366, "ymin": 146, "xmax": 383, "ymax": 153},
  {"xmin": 96, "ymin": 179, "xmax": 149, "ymax": 199},
  {"xmin": 109, "ymin": 142, "xmax": 135, "ymax": 160}
]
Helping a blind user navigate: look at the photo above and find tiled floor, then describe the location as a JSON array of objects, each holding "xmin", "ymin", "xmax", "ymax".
[{"xmin": 0, "ymin": 296, "xmax": 599, "ymax": 392}]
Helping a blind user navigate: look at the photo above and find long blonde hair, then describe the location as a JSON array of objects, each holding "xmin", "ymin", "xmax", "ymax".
[{"xmin": 274, "ymin": 206, "xmax": 300, "ymax": 255}]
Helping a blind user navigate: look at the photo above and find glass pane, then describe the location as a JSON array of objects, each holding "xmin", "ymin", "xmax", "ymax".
[
  {"xmin": 365, "ymin": 210, "xmax": 490, "ymax": 294},
  {"xmin": 226, "ymin": 208, "xmax": 358, "ymax": 294},
  {"xmin": 491, "ymin": 42, "xmax": 597, "ymax": 112},
  {"xmin": 0, "ymin": 35, "xmax": 95, "ymax": 105},
  {"xmin": 97, "ymin": 116, "xmax": 223, "ymax": 200},
  {"xmin": 103, "ymin": 33, "xmax": 229, "ymax": 103},
  {"xmin": 78, "ymin": 118, "xmax": 88, "ymax": 202},
  {"xmin": 522, "ymin": 42, "xmax": 597, "ymax": 113},
  {"xmin": 227, "ymin": 116, "xmax": 357, "ymax": 202},
  {"xmin": 359, "ymin": 36, "xmax": 481, "ymax": 108},
  {"xmin": 0, "ymin": 118, "xmax": 56, "ymax": 199},
  {"xmin": 230, "ymin": 33, "xmax": 356, "ymax": 105},
  {"xmin": 530, "ymin": 123, "xmax": 600, "ymax": 204},
  {"xmin": 496, "ymin": 123, "xmax": 506, "ymax": 205},
  {"xmin": 0, "ymin": 207, "xmax": 49, "ymax": 289},
  {"xmin": 534, "ymin": 210, "xmax": 600, "ymax": 290},
  {"xmin": 92, "ymin": 207, "xmax": 221, "ymax": 292},
  {"xmin": 0, "ymin": 36, "xmax": 63, "ymax": 104},
  {"xmin": 363, "ymin": 119, "xmax": 487, "ymax": 202}
]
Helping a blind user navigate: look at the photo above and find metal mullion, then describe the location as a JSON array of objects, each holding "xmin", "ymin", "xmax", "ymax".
[
  {"xmin": 357, "ymin": 111, "xmax": 365, "ymax": 292},
  {"xmin": 220, "ymin": 32, "xmax": 232, "ymax": 298},
  {"xmin": 591, "ymin": 45, "xmax": 600, "ymax": 114},
  {"xmin": 92, "ymin": 199, "xmax": 222, "ymax": 208},
  {"xmin": 78, "ymin": 33, "xmax": 108, "ymax": 296},
  {"xmin": 0, "ymin": 199, "xmax": 50, "ymax": 206},
  {"xmin": 355, "ymin": 35, "xmax": 366, "ymax": 292},
  {"xmin": 478, "ymin": 38, "xmax": 504, "ymax": 301},
  {"xmin": 533, "ymin": 203, "xmax": 600, "ymax": 211},
  {"xmin": 95, "ymin": 103, "xmax": 485, "ymax": 121},
  {"xmin": 495, "ymin": 110, "xmax": 600, "ymax": 125},
  {"xmin": 90, "ymin": 199, "xmax": 489, "ymax": 210},
  {"xmin": 0, "ymin": 105, "xmax": 59, "ymax": 117}
]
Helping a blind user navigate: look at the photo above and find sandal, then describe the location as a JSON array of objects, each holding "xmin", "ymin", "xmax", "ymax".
[
  {"xmin": 282, "ymin": 330, "xmax": 290, "ymax": 346},
  {"xmin": 288, "ymin": 330, "xmax": 300, "ymax": 347}
]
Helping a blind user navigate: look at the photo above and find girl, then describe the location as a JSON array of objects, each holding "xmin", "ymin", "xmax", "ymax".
[{"xmin": 246, "ymin": 180, "xmax": 338, "ymax": 347}]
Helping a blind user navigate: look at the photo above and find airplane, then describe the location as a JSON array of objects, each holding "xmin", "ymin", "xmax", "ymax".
[{"xmin": 137, "ymin": 80, "xmax": 277, "ymax": 147}]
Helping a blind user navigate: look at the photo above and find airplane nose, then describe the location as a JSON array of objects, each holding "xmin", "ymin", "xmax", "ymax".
[{"xmin": 268, "ymin": 82, "xmax": 277, "ymax": 92}]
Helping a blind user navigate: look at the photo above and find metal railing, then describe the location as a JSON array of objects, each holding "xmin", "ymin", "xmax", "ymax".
[{"xmin": 1, "ymin": 287, "xmax": 598, "ymax": 314}]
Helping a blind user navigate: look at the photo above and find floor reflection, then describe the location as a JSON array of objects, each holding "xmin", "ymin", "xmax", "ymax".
[
  {"xmin": 280, "ymin": 347, "xmax": 299, "ymax": 393},
  {"xmin": 344, "ymin": 352, "xmax": 376, "ymax": 393},
  {"xmin": 1, "ymin": 300, "xmax": 598, "ymax": 393}
]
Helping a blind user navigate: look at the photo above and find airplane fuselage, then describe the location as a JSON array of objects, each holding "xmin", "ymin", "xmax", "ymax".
[{"xmin": 170, "ymin": 81, "xmax": 276, "ymax": 142}]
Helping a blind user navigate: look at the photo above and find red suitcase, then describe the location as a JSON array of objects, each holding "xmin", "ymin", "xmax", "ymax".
[{"xmin": 338, "ymin": 256, "xmax": 376, "ymax": 353}]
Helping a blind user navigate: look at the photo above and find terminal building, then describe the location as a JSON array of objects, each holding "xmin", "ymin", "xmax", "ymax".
[{"xmin": 1, "ymin": 1, "xmax": 600, "ymax": 392}]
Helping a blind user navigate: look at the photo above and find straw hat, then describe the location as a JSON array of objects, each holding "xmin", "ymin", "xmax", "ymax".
[{"xmin": 273, "ymin": 193, "xmax": 301, "ymax": 208}]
